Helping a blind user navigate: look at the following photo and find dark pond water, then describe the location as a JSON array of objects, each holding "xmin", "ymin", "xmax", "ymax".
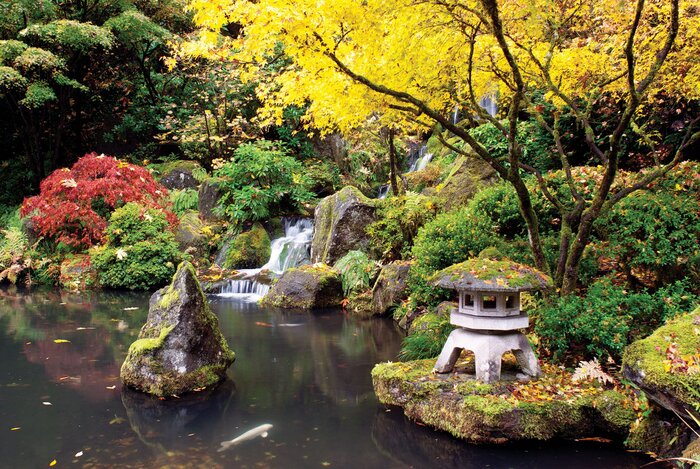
[{"xmin": 0, "ymin": 288, "xmax": 653, "ymax": 468}]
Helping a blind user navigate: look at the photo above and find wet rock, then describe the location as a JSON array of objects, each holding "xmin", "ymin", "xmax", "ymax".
[
  {"xmin": 198, "ymin": 177, "xmax": 225, "ymax": 222},
  {"xmin": 346, "ymin": 290, "xmax": 374, "ymax": 319},
  {"xmin": 371, "ymin": 261, "xmax": 412, "ymax": 316},
  {"xmin": 311, "ymin": 186, "xmax": 377, "ymax": 265},
  {"xmin": 218, "ymin": 223, "xmax": 271, "ymax": 269},
  {"xmin": 261, "ymin": 264, "xmax": 343, "ymax": 309},
  {"xmin": 153, "ymin": 160, "xmax": 202, "ymax": 190},
  {"xmin": 120, "ymin": 262, "xmax": 235, "ymax": 396}
]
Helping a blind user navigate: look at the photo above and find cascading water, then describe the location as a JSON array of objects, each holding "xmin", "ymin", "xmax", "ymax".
[
  {"xmin": 216, "ymin": 218, "xmax": 314, "ymax": 301},
  {"xmin": 377, "ymin": 143, "xmax": 433, "ymax": 199}
]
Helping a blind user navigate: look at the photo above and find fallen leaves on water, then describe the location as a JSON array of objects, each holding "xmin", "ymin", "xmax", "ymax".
[
  {"xmin": 74, "ymin": 451, "xmax": 83, "ymax": 458},
  {"xmin": 105, "ymin": 385, "xmax": 116, "ymax": 390},
  {"xmin": 49, "ymin": 459, "xmax": 57, "ymax": 466},
  {"xmin": 10, "ymin": 427, "xmax": 20, "ymax": 431},
  {"xmin": 42, "ymin": 401, "xmax": 52, "ymax": 406},
  {"xmin": 123, "ymin": 307, "xmax": 139, "ymax": 311},
  {"xmin": 109, "ymin": 416, "xmax": 126, "ymax": 425},
  {"xmin": 53, "ymin": 339, "xmax": 71, "ymax": 344},
  {"xmin": 321, "ymin": 462, "xmax": 331, "ymax": 467},
  {"xmin": 255, "ymin": 321, "xmax": 273, "ymax": 327}
]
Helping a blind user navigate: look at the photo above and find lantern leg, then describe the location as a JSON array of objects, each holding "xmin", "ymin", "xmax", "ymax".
[
  {"xmin": 433, "ymin": 329, "xmax": 464, "ymax": 373},
  {"xmin": 512, "ymin": 334, "xmax": 542, "ymax": 378}
]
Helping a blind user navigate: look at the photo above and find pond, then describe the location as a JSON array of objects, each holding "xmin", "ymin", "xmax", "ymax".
[{"xmin": 0, "ymin": 288, "xmax": 653, "ymax": 468}]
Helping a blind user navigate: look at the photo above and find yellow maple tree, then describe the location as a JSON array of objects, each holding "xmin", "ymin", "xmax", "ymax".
[{"xmin": 183, "ymin": 0, "xmax": 699, "ymax": 294}]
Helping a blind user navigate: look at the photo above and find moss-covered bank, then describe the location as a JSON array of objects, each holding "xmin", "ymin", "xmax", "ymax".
[{"xmin": 372, "ymin": 357, "xmax": 638, "ymax": 444}]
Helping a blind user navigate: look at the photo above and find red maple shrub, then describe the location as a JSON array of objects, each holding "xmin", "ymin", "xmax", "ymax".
[{"xmin": 21, "ymin": 153, "xmax": 176, "ymax": 249}]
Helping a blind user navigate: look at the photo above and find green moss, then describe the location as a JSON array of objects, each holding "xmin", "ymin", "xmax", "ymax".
[
  {"xmin": 158, "ymin": 284, "xmax": 180, "ymax": 309},
  {"xmin": 223, "ymin": 223, "xmax": 271, "ymax": 269},
  {"xmin": 152, "ymin": 160, "xmax": 201, "ymax": 179},
  {"xmin": 623, "ymin": 308, "xmax": 700, "ymax": 408},
  {"xmin": 433, "ymin": 257, "xmax": 552, "ymax": 290},
  {"xmin": 127, "ymin": 324, "xmax": 175, "ymax": 356}
]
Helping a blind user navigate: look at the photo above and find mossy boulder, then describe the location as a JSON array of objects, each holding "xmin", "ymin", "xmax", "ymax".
[
  {"xmin": 622, "ymin": 309, "xmax": 700, "ymax": 457},
  {"xmin": 346, "ymin": 290, "xmax": 374, "ymax": 319},
  {"xmin": 218, "ymin": 223, "xmax": 271, "ymax": 270},
  {"xmin": 623, "ymin": 310, "xmax": 700, "ymax": 414},
  {"xmin": 120, "ymin": 262, "xmax": 235, "ymax": 396},
  {"xmin": 426, "ymin": 154, "xmax": 498, "ymax": 211},
  {"xmin": 261, "ymin": 264, "xmax": 343, "ymax": 309},
  {"xmin": 59, "ymin": 254, "xmax": 97, "ymax": 290},
  {"xmin": 372, "ymin": 358, "xmax": 637, "ymax": 444},
  {"xmin": 371, "ymin": 261, "xmax": 412, "ymax": 316},
  {"xmin": 175, "ymin": 211, "xmax": 210, "ymax": 259},
  {"xmin": 153, "ymin": 160, "xmax": 202, "ymax": 190},
  {"xmin": 310, "ymin": 186, "xmax": 378, "ymax": 265},
  {"xmin": 198, "ymin": 177, "xmax": 225, "ymax": 222}
]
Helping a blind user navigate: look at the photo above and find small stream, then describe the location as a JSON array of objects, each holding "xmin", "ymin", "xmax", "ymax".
[{"xmin": 0, "ymin": 288, "xmax": 655, "ymax": 468}]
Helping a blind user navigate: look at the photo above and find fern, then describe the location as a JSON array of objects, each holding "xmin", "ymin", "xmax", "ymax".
[
  {"xmin": 170, "ymin": 188, "xmax": 199, "ymax": 216},
  {"xmin": 333, "ymin": 250, "xmax": 375, "ymax": 296},
  {"xmin": 191, "ymin": 166, "xmax": 208, "ymax": 182}
]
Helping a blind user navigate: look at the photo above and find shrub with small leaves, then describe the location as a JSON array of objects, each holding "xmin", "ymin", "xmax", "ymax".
[{"xmin": 90, "ymin": 203, "xmax": 181, "ymax": 290}]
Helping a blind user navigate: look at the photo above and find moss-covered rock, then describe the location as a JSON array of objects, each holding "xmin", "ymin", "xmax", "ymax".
[
  {"xmin": 310, "ymin": 186, "xmax": 377, "ymax": 265},
  {"xmin": 152, "ymin": 160, "xmax": 202, "ymax": 190},
  {"xmin": 425, "ymin": 153, "xmax": 498, "ymax": 211},
  {"xmin": 372, "ymin": 358, "xmax": 637, "ymax": 444},
  {"xmin": 175, "ymin": 210, "xmax": 213, "ymax": 261},
  {"xmin": 346, "ymin": 290, "xmax": 374, "ymax": 318},
  {"xmin": 622, "ymin": 309, "xmax": 700, "ymax": 458},
  {"xmin": 431, "ymin": 257, "xmax": 552, "ymax": 292},
  {"xmin": 261, "ymin": 264, "xmax": 343, "ymax": 309},
  {"xmin": 59, "ymin": 254, "xmax": 97, "ymax": 291},
  {"xmin": 219, "ymin": 223, "xmax": 271, "ymax": 269},
  {"xmin": 371, "ymin": 261, "xmax": 412, "ymax": 316},
  {"xmin": 120, "ymin": 262, "xmax": 235, "ymax": 396}
]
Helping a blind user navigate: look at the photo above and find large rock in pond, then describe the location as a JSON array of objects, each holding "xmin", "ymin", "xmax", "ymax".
[
  {"xmin": 120, "ymin": 262, "xmax": 235, "ymax": 396},
  {"xmin": 154, "ymin": 160, "xmax": 202, "ymax": 190},
  {"xmin": 311, "ymin": 186, "xmax": 377, "ymax": 265},
  {"xmin": 371, "ymin": 261, "xmax": 411, "ymax": 316},
  {"xmin": 623, "ymin": 309, "xmax": 700, "ymax": 457},
  {"xmin": 261, "ymin": 264, "xmax": 343, "ymax": 309}
]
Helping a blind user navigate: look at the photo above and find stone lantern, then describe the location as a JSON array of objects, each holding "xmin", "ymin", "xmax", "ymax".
[{"xmin": 430, "ymin": 257, "xmax": 551, "ymax": 383}]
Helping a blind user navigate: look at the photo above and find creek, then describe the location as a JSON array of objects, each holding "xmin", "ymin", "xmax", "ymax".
[{"xmin": 0, "ymin": 288, "xmax": 654, "ymax": 468}]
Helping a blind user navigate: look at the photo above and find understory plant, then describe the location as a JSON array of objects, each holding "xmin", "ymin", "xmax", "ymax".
[
  {"xmin": 90, "ymin": 202, "xmax": 181, "ymax": 290},
  {"xmin": 333, "ymin": 250, "xmax": 377, "ymax": 296},
  {"xmin": 214, "ymin": 140, "xmax": 315, "ymax": 225}
]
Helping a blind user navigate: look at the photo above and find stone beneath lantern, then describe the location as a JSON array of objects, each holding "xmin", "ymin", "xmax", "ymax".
[{"xmin": 450, "ymin": 311, "xmax": 529, "ymax": 331}]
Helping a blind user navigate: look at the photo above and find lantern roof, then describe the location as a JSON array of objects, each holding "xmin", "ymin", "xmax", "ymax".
[{"xmin": 430, "ymin": 258, "xmax": 552, "ymax": 293}]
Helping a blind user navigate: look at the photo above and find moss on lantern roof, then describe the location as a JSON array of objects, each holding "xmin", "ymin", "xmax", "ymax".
[{"xmin": 430, "ymin": 258, "xmax": 552, "ymax": 292}]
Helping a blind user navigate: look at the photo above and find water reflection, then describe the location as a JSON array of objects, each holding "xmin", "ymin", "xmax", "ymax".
[{"xmin": 0, "ymin": 288, "xmax": 655, "ymax": 468}]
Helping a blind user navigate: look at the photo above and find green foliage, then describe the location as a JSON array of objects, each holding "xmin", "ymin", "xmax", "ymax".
[
  {"xmin": 214, "ymin": 140, "xmax": 315, "ymax": 225},
  {"xmin": 90, "ymin": 203, "xmax": 181, "ymax": 290},
  {"xmin": 170, "ymin": 188, "xmax": 199, "ymax": 216},
  {"xmin": 470, "ymin": 120, "xmax": 559, "ymax": 173},
  {"xmin": 366, "ymin": 192, "xmax": 440, "ymax": 261},
  {"xmin": 596, "ymin": 162, "xmax": 700, "ymax": 286},
  {"xmin": 333, "ymin": 250, "xmax": 376, "ymax": 296},
  {"xmin": 399, "ymin": 312, "xmax": 453, "ymax": 360},
  {"xmin": 19, "ymin": 80, "xmax": 56, "ymax": 108},
  {"xmin": 535, "ymin": 277, "xmax": 699, "ymax": 364},
  {"xmin": 19, "ymin": 20, "xmax": 114, "ymax": 54},
  {"xmin": 0, "ymin": 40, "xmax": 28, "ymax": 63},
  {"xmin": 409, "ymin": 207, "xmax": 499, "ymax": 306},
  {"xmin": 105, "ymin": 10, "xmax": 171, "ymax": 52}
]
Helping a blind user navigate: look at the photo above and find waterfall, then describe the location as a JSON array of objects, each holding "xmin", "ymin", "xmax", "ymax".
[
  {"xmin": 408, "ymin": 145, "xmax": 433, "ymax": 172},
  {"xmin": 377, "ymin": 184, "xmax": 390, "ymax": 199},
  {"xmin": 215, "ymin": 218, "xmax": 314, "ymax": 301},
  {"xmin": 479, "ymin": 93, "xmax": 498, "ymax": 117}
]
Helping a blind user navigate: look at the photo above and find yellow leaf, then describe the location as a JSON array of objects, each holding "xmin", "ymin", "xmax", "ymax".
[
  {"xmin": 49, "ymin": 460, "xmax": 57, "ymax": 467},
  {"xmin": 53, "ymin": 339, "xmax": 71, "ymax": 344},
  {"xmin": 10, "ymin": 427, "xmax": 20, "ymax": 431}
]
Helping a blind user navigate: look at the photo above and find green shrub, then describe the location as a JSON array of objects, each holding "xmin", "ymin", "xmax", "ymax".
[
  {"xmin": 399, "ymin": 312, "xmax": 453, "ymax": 360},
  {"xmin": 408, "ymin": 207, "xmax": 501, "ymax": 306},
  {"xmin": 595, "ymin": 162, "xmax": 700, "ymax": 286},
  {"xmin": 366, "ymin": 192, "xmax": 440, "ymax": 261},
  {"xmin": 170, "ymin": 188, "xmax": 199, "ymax": 216},
  {"xmin": 91, "ymin": 203, "xmax": 181, "ymax": 290},
  {"xmin": 535, "ymin": 277, "xmax": 699, "ymax": 364},
  {"xmin": 214, "ymin": 140, "xmax": 315, "ymax": 225},
  {"xmin": 333, "ymin": 250, "xmax": 377, "ymax": 296}
]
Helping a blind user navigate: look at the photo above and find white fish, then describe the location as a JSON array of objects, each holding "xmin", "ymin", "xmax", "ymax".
[{"xmin": 218, "ymin": 424, "xmax": 273, "ymax": 452}]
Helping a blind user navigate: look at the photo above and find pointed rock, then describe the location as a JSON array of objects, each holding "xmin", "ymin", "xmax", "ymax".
[{"xmin": 121, "ymin": 262, "xmax": 235, "ymax": 396}]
